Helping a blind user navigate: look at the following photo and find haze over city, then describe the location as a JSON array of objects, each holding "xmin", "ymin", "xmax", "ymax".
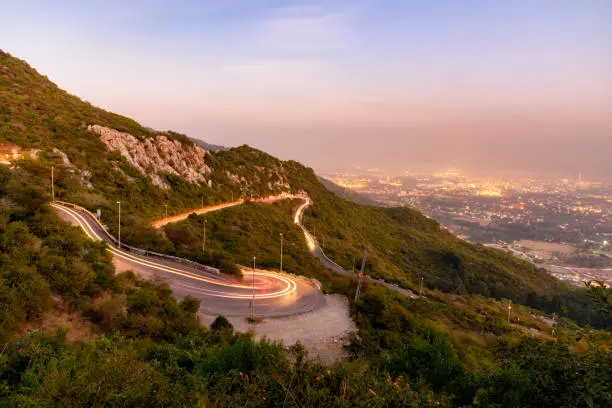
[{"xmin": 2, "ymin": 0, "xmax": 611, "ymax": 177}]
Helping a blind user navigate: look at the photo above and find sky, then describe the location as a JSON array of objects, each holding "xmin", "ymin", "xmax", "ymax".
[{"xmin": 2, "ymin": 0, "xmax": 611, "ymax": 178}]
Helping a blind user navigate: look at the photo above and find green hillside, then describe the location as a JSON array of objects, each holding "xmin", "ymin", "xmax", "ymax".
[
  {"xmin": 1, "ymin": 49, "xmax": 611, "ymax": 407},
  {"xmin": 0, "ymin": 49, "xmax": 607, "ymax": 328},
  {"xmin": 317, "ymin": 176, "xmax": 382, "ymax": 206},
  {"xmin": 2, "ymin": 164, "xmax": 610, "ymax": 407}
]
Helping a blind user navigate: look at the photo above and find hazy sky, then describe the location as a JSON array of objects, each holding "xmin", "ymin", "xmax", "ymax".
[{"xmin": 2, "ymin": 1, "xmax": 611, "ymax": 177}]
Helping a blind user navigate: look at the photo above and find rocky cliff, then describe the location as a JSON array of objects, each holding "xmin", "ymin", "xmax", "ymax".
[{"xmin": 89, "ymin": 125, "xmax": 211, "ymax": 189}]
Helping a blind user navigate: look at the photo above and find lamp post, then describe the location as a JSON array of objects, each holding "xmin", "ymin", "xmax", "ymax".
[
  {"xmin": 51, "ymin": 166, "xmax": 55, "ymax": 201},
  {"xmin": 279, "ymin": 233, "xmax": 283, "ymax": 273},
  {"xmin": 252, "ymin": 256, "xmax": 256, "ymax": 320},
  {"xmin": 116, "ymin": 201, "xmax": 121, "ymax": 248}
]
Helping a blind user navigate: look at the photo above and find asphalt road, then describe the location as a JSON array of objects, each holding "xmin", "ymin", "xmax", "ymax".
[
  {"xmin": 52, "ymin": 202, "xmax": 325, "ymax": 317},
  {"xmin": 293, "ymin": 198, "xmax": 417, "ymax": 298}
]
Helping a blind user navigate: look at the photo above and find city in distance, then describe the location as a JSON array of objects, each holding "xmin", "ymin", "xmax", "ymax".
[
  {"xmin": 323, "ymin": 168, "xmax": 612, "ymax": 287},
  {"xmin": 1, "ymin": 1, "xmax": 611, "ymax": 408}
]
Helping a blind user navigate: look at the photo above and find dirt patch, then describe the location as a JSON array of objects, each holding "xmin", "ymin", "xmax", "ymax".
[
  {"xmin": 200, "ymin": 294, "xmax": 356, "ymax": 364},
  {"xmin": 17, "ymin": 296, "xmax": 95, "ymax": 342}
]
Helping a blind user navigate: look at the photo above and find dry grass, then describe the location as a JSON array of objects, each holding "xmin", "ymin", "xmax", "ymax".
[{"xmin": 17, "ymin": 296, "xmax": 96, "ymax": 342}]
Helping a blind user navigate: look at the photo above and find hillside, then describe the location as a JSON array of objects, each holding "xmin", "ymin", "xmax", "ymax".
[
  {"xmin": 317, "ymin": 176, "xmax": 381, "ymax": 206},
  {"xmin": 1, "ymin": 49, "xmax": 611, "ymax": 407},
  {"xmin": 0, "ymin": 49, "xmax": 607, "ymax": 328}
]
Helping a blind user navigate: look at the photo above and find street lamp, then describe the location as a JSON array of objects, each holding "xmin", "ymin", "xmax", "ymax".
[
  {"xmin": 51, "ymin": 166, "xmax": 55, "ymax": 201},
  {"xmin": 116, "ymin": 201, "xmax": 121, "ymax": 248},
  {"xmin": 252, "ymin": 256, "xmax": 256, "ymax": 320},
  {"xmin": 279, "ymin": 233, "xmax": 283, "ymax": 273}
]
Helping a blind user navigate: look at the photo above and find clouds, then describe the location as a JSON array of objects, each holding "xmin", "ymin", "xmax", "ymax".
[{"xmin": 255, "ymin": 4, "xmax": 353, "ymax": 52}]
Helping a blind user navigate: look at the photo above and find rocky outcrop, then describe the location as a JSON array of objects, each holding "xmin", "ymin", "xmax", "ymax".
[
  {"xmin": 52, "ymin": 148, "xmax": 93, "ymax": 189},
  {"xmin": 89, "ymin": 125, "xmax": 211, "ymax": 189}
]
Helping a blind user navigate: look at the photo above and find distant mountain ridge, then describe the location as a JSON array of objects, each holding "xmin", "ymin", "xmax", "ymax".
[
  {"xmin": 190, "ymin": 137, "xmax": 230, "ymax": 152},
  {"xmin": 317, "ymin": 176, "xmax": 381, "ymax": 206}
]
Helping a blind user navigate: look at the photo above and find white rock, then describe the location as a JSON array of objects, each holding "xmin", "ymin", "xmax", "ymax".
[{"xmin": 89, "ymin": 125, "xmax": 211, "ymax": 189}]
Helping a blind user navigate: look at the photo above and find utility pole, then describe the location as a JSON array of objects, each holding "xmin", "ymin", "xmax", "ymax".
[
  {"xmin": 116, "ymin": 201, "xmax": 121, "ymax": 248},
  {"xmin": 279, "ymin": 233, "xmax": 283, "ymax": 273},
  {"xmin": 354, "ymin": 248, "xmax": 367, "ymax": 303},
  {"xmin": 202, "ymin": 219, "xmax": 207, "ymax": 253},
  {"xmin": 252, "ymin": 256, "xmax": 256, "ymax": 320},
  {"xmin": 201, "ymin": 195, "xmax": 204, "ymax": 208},
  {"xmin": 51, "ymin": 166, "xmax": 55, "ymax": 201}
]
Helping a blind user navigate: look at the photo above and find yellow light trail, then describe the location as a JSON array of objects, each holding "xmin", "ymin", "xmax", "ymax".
[{"xmin": 51, "ymin": 203, "xmax": 297, "ymax": 299}]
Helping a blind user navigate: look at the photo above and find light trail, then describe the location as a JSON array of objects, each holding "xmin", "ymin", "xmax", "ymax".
[
  {"xmin": 294, "ymin": 199, "xmax": 317, "ymax": 251},
  {"xmin": 51, "ymin": 203, "xmax": 297, "ymax": 299},
  {"xmin": 152, "ymin": 193, "xmax": 308, "ymax": 228}
]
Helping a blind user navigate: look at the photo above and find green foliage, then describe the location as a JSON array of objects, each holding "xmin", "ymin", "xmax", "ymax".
[
  {"xmin": 179, "ymin": 296, "xmax": 201, "ymax": 315},
  {"xmin": 210, "ymin": 315, "xmax": 233, "ymax": 332},
  {"xmin": 489, "ymin": 337, "xmax": 612, "ymax": 408},
  {"xmin": 584, "ymin": 280, "xmax": 612, "ymax": 317},
  {"xmin": 162, "ymin": 200, "xmax": 330, "ymax": 284},
  {"xmin": 0, "ymin": 164, "xmax": 115, "ymax": 342}
]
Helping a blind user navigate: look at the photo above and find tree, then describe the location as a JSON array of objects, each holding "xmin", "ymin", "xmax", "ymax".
[
  {"xmin": 584, "ymin": 280, "xmax": 612, "ymax": 317},
  {"xmin": 179, "ymin": 296, "xmax": 201, "ymax": 315}
]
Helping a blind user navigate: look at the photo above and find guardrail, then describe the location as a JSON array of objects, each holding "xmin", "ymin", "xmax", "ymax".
[
  {"xmin": 54, "ymin": 200, "xmax": 222, "ymax": 277},
  {"xmin": 298, "ymin": 212, "xmax": 350, "ymax": 275}
]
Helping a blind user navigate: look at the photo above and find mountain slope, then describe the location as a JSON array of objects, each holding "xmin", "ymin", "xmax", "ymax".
[
  {"xmin": 318, "ymin": 176, "xmax": 381, "ymax": 206},
  {"xmin": 2, "ymin": 49, "xmax": 611, "ymax": 408},
  {"xmin": 0, "ymin": 49, "xmax": 606, "ymax": 328}
]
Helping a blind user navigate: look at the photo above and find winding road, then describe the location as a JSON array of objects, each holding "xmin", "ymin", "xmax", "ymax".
[
  {"xmin": 156, "ymin": 194, "xmax": 416, "ymax": 298},
  {"xmin": 53, "ymin": 190, "xmax": 414, "ymax": 320},
  {"xmin": 293, "ymin": 199, "xmax": 417, "ymax": 298},
  {"xmin": 51, "ymin": 201, "xmax": 325, "ymax": 317}
]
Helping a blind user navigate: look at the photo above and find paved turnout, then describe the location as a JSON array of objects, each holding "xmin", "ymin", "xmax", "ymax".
[{"xmin": 52, "ymin": 202, "xmax": 325, "ymax": 317}]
